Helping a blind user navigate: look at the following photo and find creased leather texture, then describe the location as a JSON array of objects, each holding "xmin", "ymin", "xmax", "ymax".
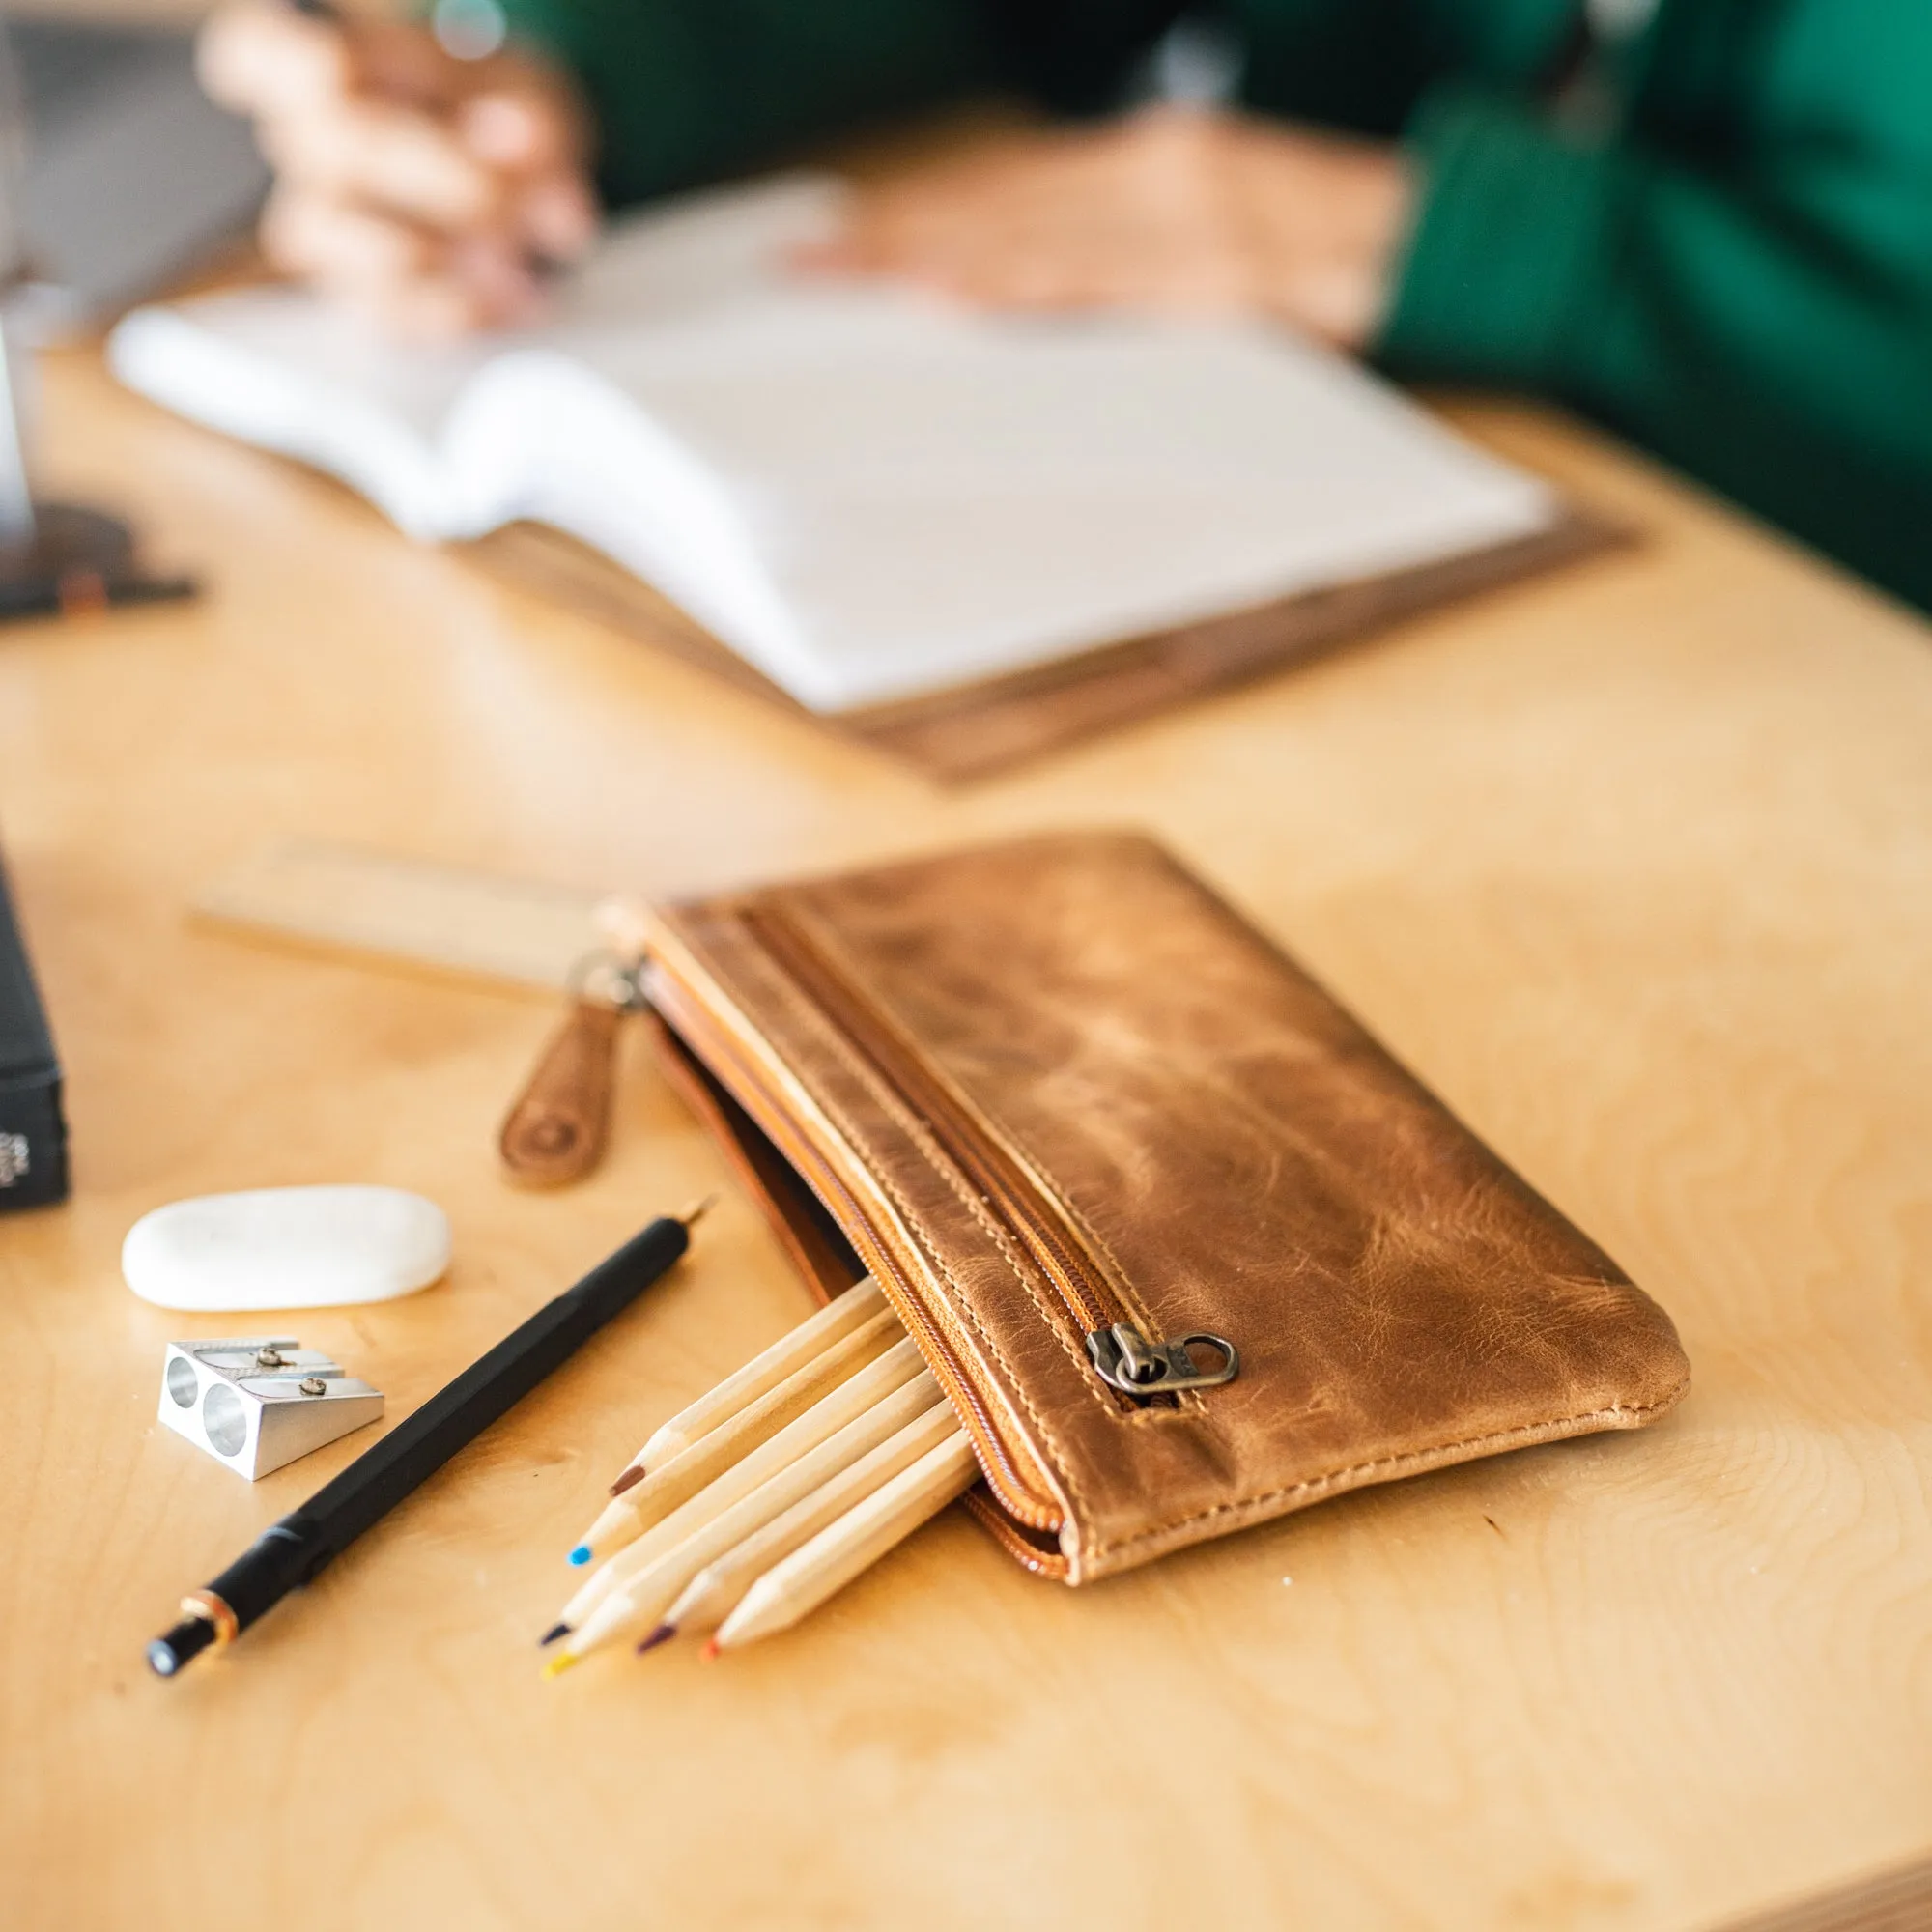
[{"xmin": 647, "ymin": 832, "xmax": 1690, "ymax": 1583}]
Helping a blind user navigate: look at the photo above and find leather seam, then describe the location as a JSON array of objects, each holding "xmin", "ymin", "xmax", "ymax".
[
  {"xmin": 1048, "ymin": 1188, "xmax": 1208, "ymax": 1423},
  {"xmin": 1087, "ymin": 1384, "xmax": 1690, "ymax": 1562},
  {"xmin": 727, "ymin": 930, "xmax": 1101, "ymax": 1526},
  {"xmin": 809, "ymin": 1073, "xmax": 1101, "ymax": 1531},
  {"xmin": 759, "ymin": 906, "xmax": 1126, "ymax": 1417},
  {"xmin": 781, "ymin": 903, "xmax": 1200, "ymax": 1425},
  {"xmin": 647, "ymin": 949, "xmax": 1068, "ymax": 1530}
]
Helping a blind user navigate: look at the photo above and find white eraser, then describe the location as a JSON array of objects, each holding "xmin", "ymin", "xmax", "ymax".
[{"xmin": 123, "ymin": 1185, "xmax": 451, "ymax": 1312}]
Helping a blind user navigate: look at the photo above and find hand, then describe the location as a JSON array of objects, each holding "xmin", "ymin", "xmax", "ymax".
[
  {"xmin": 803, "ymin": 106, "xmax": 1412, "ymax": 350},
  {"xmin": 199, "ymin": 2, "xmax": 598, "ymax": 337}
]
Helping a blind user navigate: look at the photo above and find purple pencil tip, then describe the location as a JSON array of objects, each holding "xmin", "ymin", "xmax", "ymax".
[
  {"xmin": 635, "ymin": 1623, "xmax": 676, "ymax": 1655},
  {"xmin": 538, "ymin": 1622, "xmax": 571, "ymax": 1647}
]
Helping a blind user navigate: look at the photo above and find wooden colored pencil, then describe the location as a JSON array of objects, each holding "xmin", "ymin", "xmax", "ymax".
[
  {"xmin": 618, "ymin": 1278, "xmax": 887, "ymax": 1487},
  {"xmin": 655, "ymin": 1402, "xmax": 963, "ymax": 1643},
  {"xmin": 546, "ymin": 1378, "xmax": 949, "ymax": 1667},
  {"xmin": 708, "ymin": 1433, "xmax": 979, "ymax": 1652},
  {"xmin": 564, "ymin": 1303, "xmax": 902, "ymax": 1568},
  {"xmin": 549, "ymin": 1336, "xmax": 927, "ymax": 1634}
]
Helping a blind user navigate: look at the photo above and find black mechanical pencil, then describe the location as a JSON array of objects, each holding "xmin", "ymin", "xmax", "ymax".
[{"xmin": 147, "ymin": 1201, "xmax": 711, "ymax": 1677}]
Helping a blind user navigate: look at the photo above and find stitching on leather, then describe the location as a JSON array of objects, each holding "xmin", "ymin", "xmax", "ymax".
[
  {"xmin": 781, "ymin": 905, "xmax": 1200, "ymax": 1424},
  {"xmin": 809, "ymin": 1072, "xmax": 1100, "ymax": 1528},
  {"xmin": 657, "ymin": 924, "xmax": 1087, "ymax": 1530},
  {"xmin": 761, "ymin": 909, "xmax": 1125, "ymax": 1410},
  {"xmin": 730, "ymin": 929, "xmax": 1101, "ymax": 1523},
  {"xmin": 699, "ymin": 901, "xmax": 1692, "ymax": 1576},
  {"xmin": 1087, "ymin": 1385, "xmax": 1689, "ymax": 1562},
  {"xmin": 1049, "ymin": 1189, "xmax": 1207, "ymax": 1423},
  {"xmin": 777, "ymin": 900, "xmax": 1213, "ymax": 1422}
]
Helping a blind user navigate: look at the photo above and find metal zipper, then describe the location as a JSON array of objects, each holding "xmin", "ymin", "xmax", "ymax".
[
  {"xmin": 740, "ymin": 908, "xmax": 1239, "ymax": 1404},
  {"xmin": 644, "ymin": 967, "xmax": 1066, "ymax": 1533}
]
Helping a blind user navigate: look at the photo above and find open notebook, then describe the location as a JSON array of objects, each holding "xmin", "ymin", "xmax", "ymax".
[{"xmin": 110, "ymin": 175, "xmax": 1592, "ymax": 775}]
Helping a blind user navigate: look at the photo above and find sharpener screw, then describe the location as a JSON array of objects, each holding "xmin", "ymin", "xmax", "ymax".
[{"xmin": 298, "ymin": 1376, "xmax": 327, "ymax": 1397}]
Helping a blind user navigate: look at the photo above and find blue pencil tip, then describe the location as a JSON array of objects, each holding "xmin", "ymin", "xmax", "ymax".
[{"xmin": 568, "ymin": 1546, "xmax": 591, "ymax": 1566}]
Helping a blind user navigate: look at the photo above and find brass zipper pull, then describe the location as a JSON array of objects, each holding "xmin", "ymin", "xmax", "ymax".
[
  {"xmin": 1087, "ymin": 1322, "xmax": 1239, "ymax": 1398},
  {"xmin": 497, "ymin": 953, "xmax": 646, "ymax": 1188}
]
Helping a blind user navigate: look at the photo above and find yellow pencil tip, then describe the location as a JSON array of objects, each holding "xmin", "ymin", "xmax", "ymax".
[{"xmin": 541, "ymin": 1651, "xmax": 580, "ymax": 1681}]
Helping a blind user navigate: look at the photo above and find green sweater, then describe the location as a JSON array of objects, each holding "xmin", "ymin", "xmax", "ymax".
[{"xmin": 497, "ymin": 0, "xmax": 1932, "ymax": 611}]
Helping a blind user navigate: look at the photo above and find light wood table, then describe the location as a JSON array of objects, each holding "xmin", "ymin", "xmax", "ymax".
[{"xmin": 4, "ymin": 342, "xmax": 1931, "ymax": 1932}]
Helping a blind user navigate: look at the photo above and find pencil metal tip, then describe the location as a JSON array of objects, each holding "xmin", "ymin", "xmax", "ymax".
[
  {"xmin": 538, "ymin": 1622, "xmax": 572, "ymax": 1647},
  {"xmin": 541, "ymin": 1651, "xmax": 580, "ymax": 1680},
  {"xmin": 676, "ymin": 1192, "xmax": 721, "ymax": 1230},
  {"xmin": 567, "ymin": 1545, "xmax": 592, "ymax": 1567},
  {"xmin": 699, "ymin": 1637, "xmax": 722, "ymax": 1662},
  {"xmin": 635, "ymin": 1624, "xmax": 676, "ymax": 1656}
]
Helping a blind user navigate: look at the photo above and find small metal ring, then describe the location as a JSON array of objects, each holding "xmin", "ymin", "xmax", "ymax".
[
  {"xmin": 180, "ymin": 1589, "xmax": 240, "ymax": 1649},
  {"xmin": 565, "ymin": 949, "xmax": 649, "ymax": 1012},
  {"xmin": 1178, "ymin": 1334, "xmax": 1240, "ymax": 1382}
]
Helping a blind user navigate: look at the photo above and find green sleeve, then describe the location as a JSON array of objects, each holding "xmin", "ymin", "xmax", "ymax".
[
  {"xmin": 1378, "ymin": 85, "xmax": 1932, "ymax": 608},
  {"xmin": 503, "ymin": 0, "xmax": 1575, "ymax": 207},
  {"xmin": 496, "ymin": 0, "xmax": 1001, "ymax": 206},
  {"xmin": 1237, "ymin": 0, "xmax": 1575, "ymax": 136}
]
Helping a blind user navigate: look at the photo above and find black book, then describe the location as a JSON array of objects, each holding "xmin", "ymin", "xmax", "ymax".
[{"xmin": 0, "ymin": 844, "xmax": 68, "ymax": 1211}]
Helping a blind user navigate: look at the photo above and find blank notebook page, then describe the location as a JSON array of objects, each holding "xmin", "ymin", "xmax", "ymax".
[
  {"xmin": 537, "ymin": 178, "xmax": 1558, "ymax": 710},
  {"xmin": 113, "ymin": 176, "xmax": 1559, "ymax": 714}
]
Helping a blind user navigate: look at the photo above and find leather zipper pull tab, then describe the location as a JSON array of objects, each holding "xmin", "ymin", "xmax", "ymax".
[
  {"xmin": 497, "ymin": 956, "xmax": 645, "ymax": 1188},
  {"xmin": 498, "ymin": 999, "xmax": 623, "ymax": 1188}
]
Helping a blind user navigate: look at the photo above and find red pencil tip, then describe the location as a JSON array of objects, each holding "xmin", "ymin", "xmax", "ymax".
[
  {"xmin": 700, "ymin": 1638, "xmax": 722, "ymax": 1662},
  {"xmin": 635, "ymin": 1624, "xmax": 675, "ymax": 1655}
]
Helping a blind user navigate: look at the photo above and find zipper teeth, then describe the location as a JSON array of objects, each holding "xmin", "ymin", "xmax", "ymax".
[
  {"xmin": 649, "ymin": 974, "xmax": 1064, "ymax": 1533},
  {"xmin": 960, "ymin": 1489, "xmax": 1070, "ymax": 1580},
  {"xmin": 743, "ymin": 908, "xmax": 1128, "ymax": 1343}
]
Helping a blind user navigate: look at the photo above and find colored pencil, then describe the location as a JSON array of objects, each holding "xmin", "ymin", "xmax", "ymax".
[
  {"xmin": 654, "ymin": 1401, "xmax": 963, "ymax": 1645},
  {"xmin": 618, "ymin": 1278, "xmax": 887, "ymax": 1489},
  {"xmin": 546, "ymin": 1377, "xmax": 946, "ymax": 1668},
  {"xmin": 547, "ymin": 1336, "xmax": 926, "ymax": 1637},
  {"xmin": 708, "ymin": 1433, "xmax": 979, "ymax": 1653},
  {"xmin": 564, "ymin": 1302, "xmax": 900, "ymax": 1568}
]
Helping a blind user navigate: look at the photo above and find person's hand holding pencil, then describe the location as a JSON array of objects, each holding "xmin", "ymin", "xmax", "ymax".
[
  {"xmin": 198, "ymin": 0, "xmax": 597, "ymax": 336},
  {"xmin": 542, "ymin": 1277, "xmax": 979, "ymax": 1666}
]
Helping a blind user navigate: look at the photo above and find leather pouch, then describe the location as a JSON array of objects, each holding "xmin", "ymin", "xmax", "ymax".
[{"xmin": 644, "ymin": 831, "xmax": 1689, "ymax": 1583}]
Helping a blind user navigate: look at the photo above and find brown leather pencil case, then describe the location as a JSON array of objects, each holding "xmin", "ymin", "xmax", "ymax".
[{"xmin": 643, "ymin": 831, "xmax": 1689, "ymax": 1583}]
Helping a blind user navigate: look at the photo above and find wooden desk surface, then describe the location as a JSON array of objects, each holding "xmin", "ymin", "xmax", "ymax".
[{"xmin": 4, "ymin": 344, "xmax": 1931, "ymax": 1932}]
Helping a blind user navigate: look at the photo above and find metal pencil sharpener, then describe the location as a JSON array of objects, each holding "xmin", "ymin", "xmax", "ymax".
[{"xmin": 158, "ymin": 1338, "xmax": 384, "ymax": 1480}]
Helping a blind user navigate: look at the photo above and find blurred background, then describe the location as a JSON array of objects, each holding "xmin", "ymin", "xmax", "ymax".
[
  {"xmin": 0, "ymin": 0, "xmax": 268, "ymax": 334},
  {"xmin": 2, "ymin": 0, "xmax": 1927, "ymax": 618}
]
